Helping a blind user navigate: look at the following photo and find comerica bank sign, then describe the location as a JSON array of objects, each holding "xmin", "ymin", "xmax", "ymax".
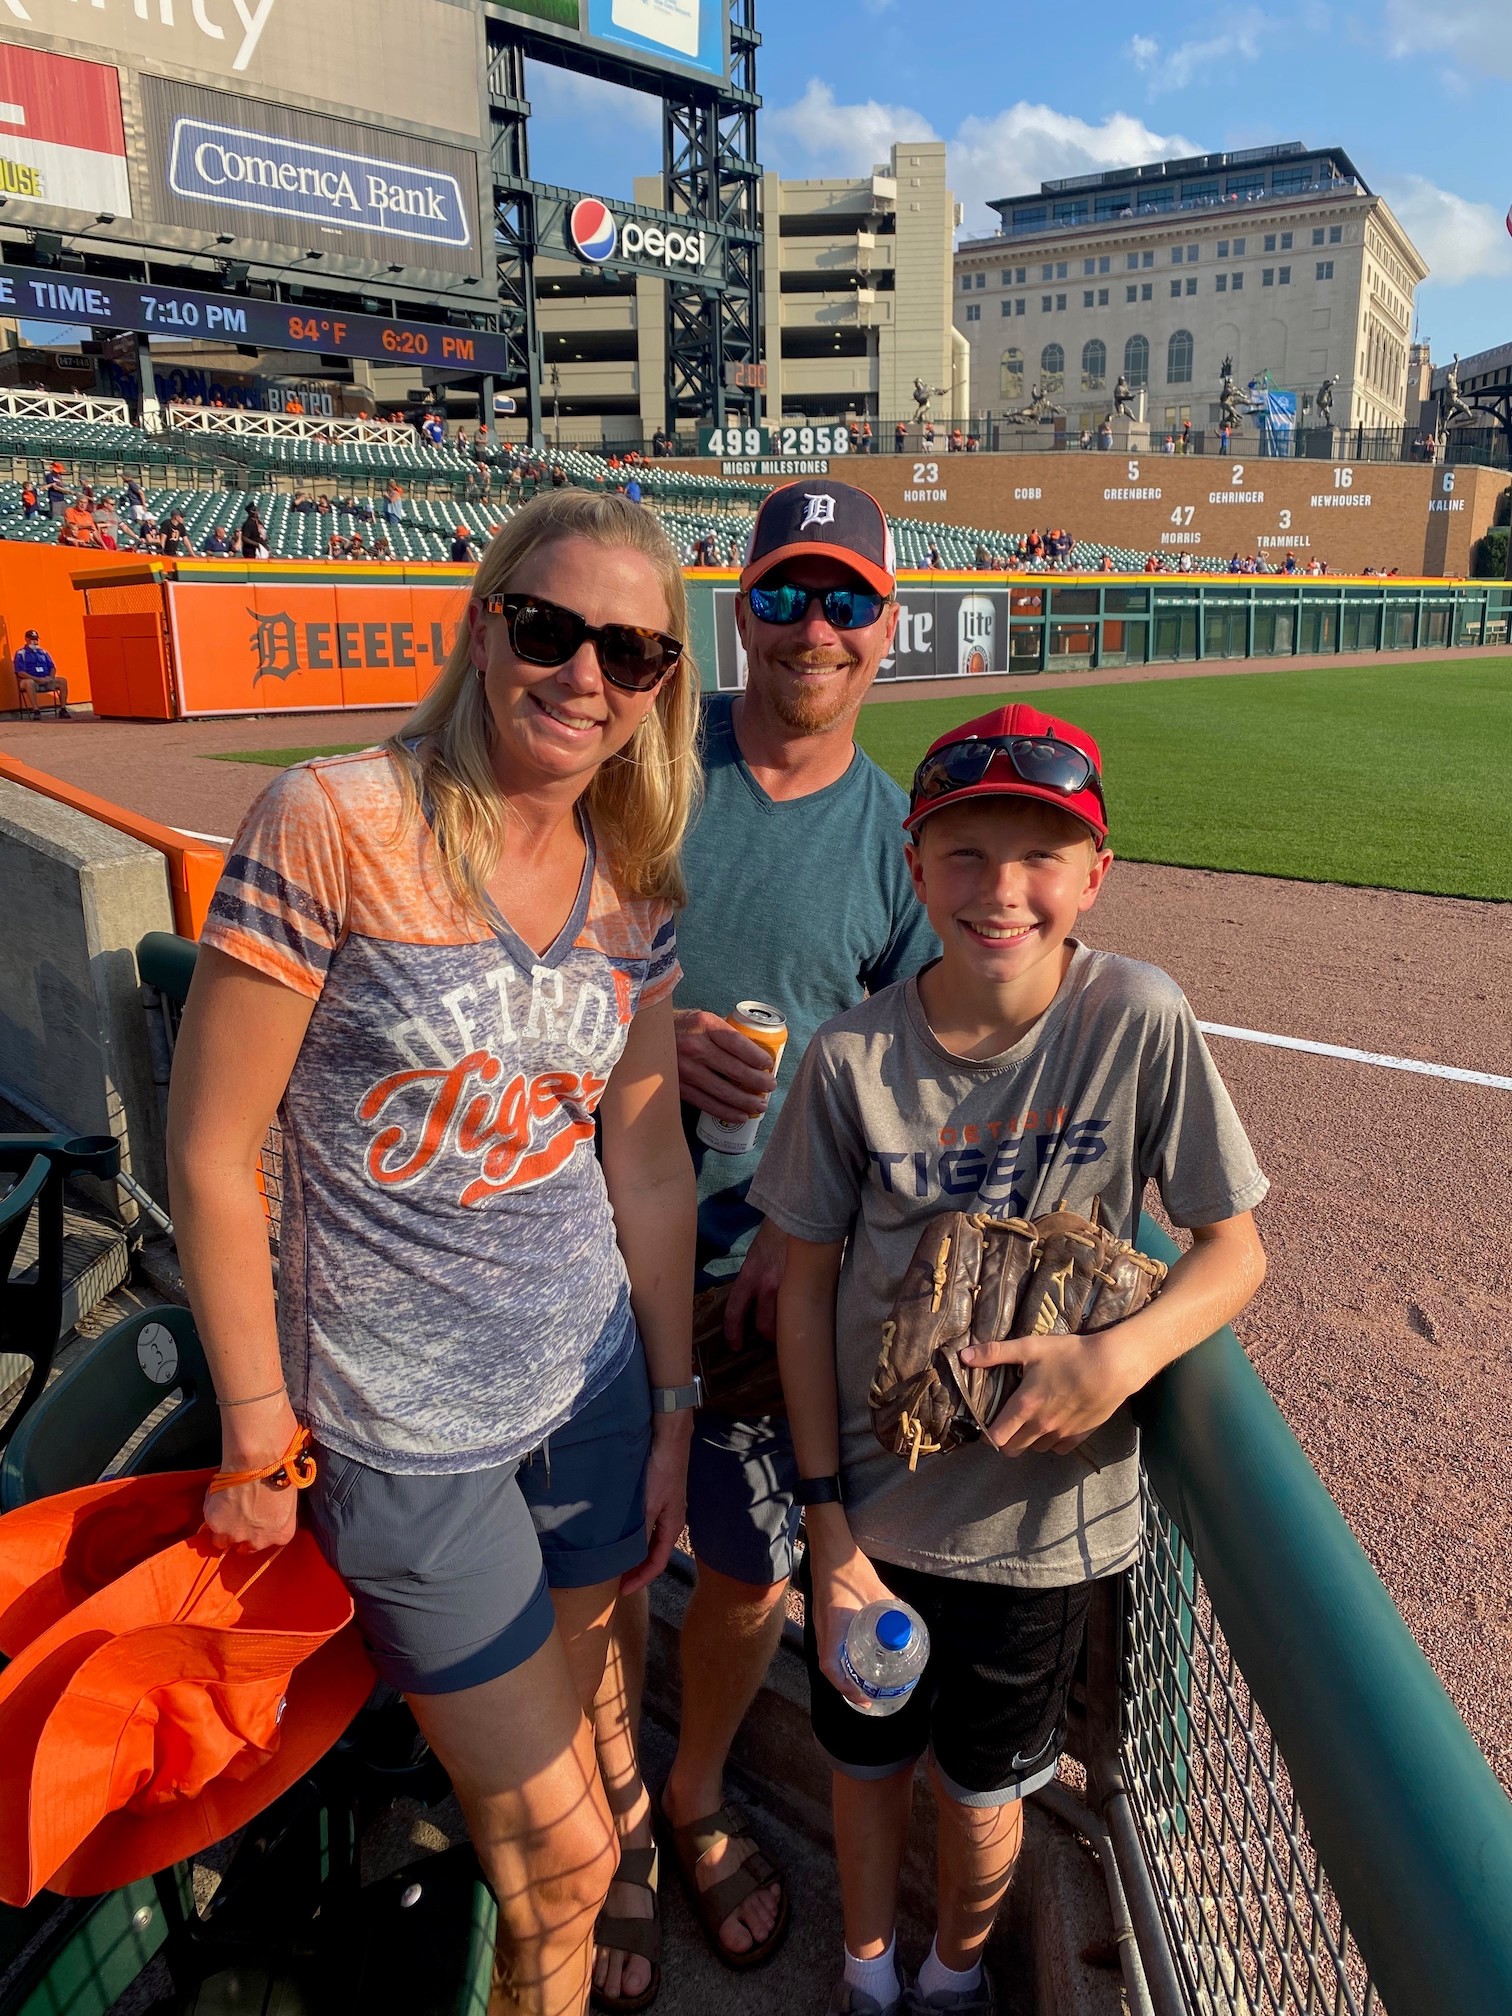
[{"xmin": 167, "ymin": 118, "xmax": 471, "ymax": 251}]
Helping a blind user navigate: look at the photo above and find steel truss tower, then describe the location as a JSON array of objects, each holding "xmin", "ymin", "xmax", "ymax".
[{"xmin": 484, "ymin": 0, "xmax": 761, "ymax": 445}]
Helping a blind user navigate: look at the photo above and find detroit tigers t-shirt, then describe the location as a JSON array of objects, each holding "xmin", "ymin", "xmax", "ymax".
[
  {"xmin": 200, "ymin": 748, "xmax": 680, "ymax": 1474},
  {"xmin": 748, "ymin": 945, "xmax": 1268, "ymax": 1586}
]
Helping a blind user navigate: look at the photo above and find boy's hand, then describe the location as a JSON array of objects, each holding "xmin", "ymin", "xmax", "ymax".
[
  {"xmin": 968, "ymin": 1325, "xmax": 1142, "ymax": 1458},
  {"xmin": 806, "ymin": 1515, "xmax": 896, "ymax": 1708}
]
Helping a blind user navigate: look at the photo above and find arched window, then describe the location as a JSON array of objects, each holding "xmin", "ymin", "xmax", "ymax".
[
  {"xmin": 999, "ymin": 347, "xmax": 1024, "ymax": 401},
  {"xmin": 1040, "ymin": 342, "xmax": 1065, "ymax": 393},
  {"xmin": 1167, "ymin": 328, "xmax": 1194, "ymax": 384},
  {"xmin": 1123, "ymin": 333, "xmax": 1149, "ymax": 389},
  {"xmin": 1081, "ymin": 338, "xmax": 1107, "ymax": 390}
]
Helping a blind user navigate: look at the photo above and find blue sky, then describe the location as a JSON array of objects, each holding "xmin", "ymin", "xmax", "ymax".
[{"xmin": 526, "ymin": 0, "xmax": 1511, "ymax": 361}]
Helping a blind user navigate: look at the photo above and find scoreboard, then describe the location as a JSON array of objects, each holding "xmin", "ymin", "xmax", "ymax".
[{"xmin": 7, "ymin": 271, "xmax": 508, "ymax": 375}]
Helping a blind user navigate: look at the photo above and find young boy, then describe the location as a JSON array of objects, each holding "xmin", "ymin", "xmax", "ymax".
[{"xmin": 749, "ymin": 703, "xmax": 1268, "ymax": 2013}]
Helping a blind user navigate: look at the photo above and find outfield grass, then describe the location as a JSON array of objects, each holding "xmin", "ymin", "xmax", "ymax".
[
  {"xmin": 855, "ymin": 658, "xmax": 1512, "ymax": 902},
  {"xmin": 216, "ymin": 655, "xmax": 1512, "ymax": 900}
]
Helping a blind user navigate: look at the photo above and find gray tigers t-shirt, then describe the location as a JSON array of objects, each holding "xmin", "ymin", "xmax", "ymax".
[{"xmin": 748, "ymin": 943, "xmax": 1268, "ymax": 1586}]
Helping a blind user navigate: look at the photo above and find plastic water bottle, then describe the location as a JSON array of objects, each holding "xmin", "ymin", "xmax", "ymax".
[{"xmin": 839, "ymin": 1601, "xmax": 930, "ymax": 1716}]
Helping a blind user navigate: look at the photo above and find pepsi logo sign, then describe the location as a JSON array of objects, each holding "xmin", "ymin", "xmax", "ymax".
[
  {"xmin": 569, "ymin": 198, "xmax": 617, "ymax": 263},
  {"xmin": 567, "ymin": 196, "xmax": 706, "ymax": 270}
]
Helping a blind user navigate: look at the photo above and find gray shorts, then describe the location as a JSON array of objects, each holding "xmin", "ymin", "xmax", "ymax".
[
  {"xmin": 306, "ymin": 1350, "xmax": 651, "ymax": 1695},
  {"xmin": 685, "ymin": 1407, "xmax": 801, "ymax": 1588}
]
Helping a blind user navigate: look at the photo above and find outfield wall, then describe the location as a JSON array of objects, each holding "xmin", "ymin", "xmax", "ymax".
[
  {"xmin": 667, "ymin": 452, "xmax": 1507, "ymax": 579},
  {"xmin": 0, "ymin": 544, "xmax": 122, "ymax": 711}
]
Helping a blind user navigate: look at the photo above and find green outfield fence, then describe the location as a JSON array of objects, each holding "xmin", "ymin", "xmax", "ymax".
[{"xmin": 135, "ymin": 937, "xmax": 1512, "ymax": 2016}]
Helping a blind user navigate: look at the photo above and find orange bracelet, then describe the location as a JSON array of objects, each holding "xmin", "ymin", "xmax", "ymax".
[{"xmin": 208, "ymin": 1425, "xmax": 317, "ymax": 1495}]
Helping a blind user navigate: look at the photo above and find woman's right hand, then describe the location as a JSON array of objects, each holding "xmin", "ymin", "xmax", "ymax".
[
  {"xmin": 201, "ymin": 1393, "xmax": 304, "ymax": 1553},
  {"xmin": 806, "ymin": 1516, "xmax": 896, "ymax": 1708}
]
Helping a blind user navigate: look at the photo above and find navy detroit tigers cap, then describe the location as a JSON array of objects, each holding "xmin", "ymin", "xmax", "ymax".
[{"xmin": 739, "ymin": 480, "xmax": 896, "ymax": 598}]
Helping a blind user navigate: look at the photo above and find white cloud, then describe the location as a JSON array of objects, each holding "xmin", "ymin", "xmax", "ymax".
[
  {"xmin": 1383, "ymin": 0, "xmax": 1512, "ymax": 78},
  {"xmin": 763, "ymin": 81, "xmax": 940, "ymax": 179},
  {"xmin": 765, "ymin": 86, "xmax": 1195, "ymax": 234},
  {"xmin": 1382, "ymin": 176, "xmax": 1512, "ymax": 284},
  {"xmin": 1123, "ymin": 11, "xmax": 1266, "ymax": 93}
]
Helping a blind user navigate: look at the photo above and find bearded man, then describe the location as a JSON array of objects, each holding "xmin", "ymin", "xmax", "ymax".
[{"xmin": 590, "ymin": 482, "xmax": 939, "ymax": 2007}]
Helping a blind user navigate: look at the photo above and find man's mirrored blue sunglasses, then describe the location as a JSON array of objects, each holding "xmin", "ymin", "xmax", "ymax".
[{"xmin": 746, "ymin": 581, "xmax": 891, "ymax": 630}]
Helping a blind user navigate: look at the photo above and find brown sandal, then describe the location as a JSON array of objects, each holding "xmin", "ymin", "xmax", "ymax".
[
  {"xmin": 657, "ymin": 1798, "xmax": 791, "ymax": 1971},
  {"xmin": 591, "ymin": 1842, "xmax": 662, "ymax": 2014}
]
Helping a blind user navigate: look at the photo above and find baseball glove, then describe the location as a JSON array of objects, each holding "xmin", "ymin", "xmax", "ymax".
[
  {"xmin": 869, "ymin": 1200, "xmax": 1166, "ymax": 1470},
  {"xmin": 692, "ymin": 1282, "xmax": 787, "ymax": 1418}
]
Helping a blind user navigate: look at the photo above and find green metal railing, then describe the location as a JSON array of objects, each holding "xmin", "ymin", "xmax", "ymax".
[{"xmin": 1104, "ymin": 1219, "xmax": 1512, "ymax": 2016}]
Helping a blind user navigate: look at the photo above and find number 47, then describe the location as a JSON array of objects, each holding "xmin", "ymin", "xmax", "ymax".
[{"xmin": 1169, "ymin": 505, "xmax": 1195, "ymax": 526}]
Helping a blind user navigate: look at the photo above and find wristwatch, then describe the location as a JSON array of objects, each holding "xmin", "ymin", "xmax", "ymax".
[
  {"xmin": 650, "ymin": 1378, "xmax": 704, "ymax": 1414},
  {"xmin": 793, "ymin": 1473, "xmax": 844, "ymax": 1506}
]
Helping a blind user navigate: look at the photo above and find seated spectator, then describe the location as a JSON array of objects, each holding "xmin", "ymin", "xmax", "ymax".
[
  {"xmin": 1099, "ymin": 552, "xmax": 1113, "ymax": 572},
  {"xmin": 139, "ymin": 525, "xmax": 166, "ymax": 555},
  {"xmin": 926, "ymin": 543, "xmax": 941, "ymax": 569},
  {"xmin": 1178, "ymin": 553, "xmax": 1194, "ymax": 573},
  {"xmin": 327, "ymin": 532, "xmax": 350, "ymax": 561},
  {"xmin": 14, "ymin": 629, "xmax": 70, "ymax": 718},
  {"xmin": 450, "ymin": 526, "xmax": 476, "ymax": 564},
  {"xmin": 948, "ymin": 427, "xmax": 964, "ymax": 453},
  {"xmin": 315, "ymin": 494, "xmax": 332, "ymax": 516},
  {"xmin": 550, "ymin": 463, "xmax": 568, "ymax": 489},
  {"xmin": 727, "ymin": 535, "xmax": 741, "ymax": 566},
  {"xmin": 966, "ymin": 434, "xmax": 980, "ymax": 452},
  {"xmin": 347, "ymin": 534, "xmax": 367, "ymax": 561},
  {"xmin": 1229, "ymin": 552, "xmax": 1242, "ymax": 573},
  {"xmin": 56, "ymin": 519, "xmax": 87, "ymax": 548},
  {"xmin": 93, "ymin": 497, "xmax": 123, "ymax": 548},
  {"xmin": 371, "ymin": 536, "xmax": 395, "ymax": 562},
  {"xmin": 1079, "ymin": 429, "xmax": 1092, "ymax": 451},
  {"xmin": 162, "ymin": 525, "xmax": 190, "ymax": 557},
  {"xmin": 201, "ymin": 524, "xmax": 231, "ymax": 556},
  {"xmin": 352, "ymin": 494, "xmax": 374, "ymax": 522},
  {"xmin": 1283, "ymin": 552, "xmax": 1298, "ymax": 575},
  {"xmin": 63, "ymin": 496, "xmax": 97, "ymax": 543},
  {"xmin": 290, "ymin": 491, "xmax": 314, "ymax": 513}
]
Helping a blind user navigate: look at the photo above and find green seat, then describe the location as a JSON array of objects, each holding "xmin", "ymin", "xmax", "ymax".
[{"xmin": 0, "ymin": 1302, "xmax": 219, "ymax": 1510}]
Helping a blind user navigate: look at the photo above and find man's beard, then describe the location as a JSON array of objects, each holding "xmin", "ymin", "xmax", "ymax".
[{"xmin": 761, "ymin": 653, "xmax": 865, "ymax": 735}]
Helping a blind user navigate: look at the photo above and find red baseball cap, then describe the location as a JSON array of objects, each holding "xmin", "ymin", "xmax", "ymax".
[
  {"xmin": 740, "ymin": 480, "xmax": 896, "ymax": 598},
  {"xmin": 904, "ymin": 703, "xmax": 1108, "ymax": 844}
]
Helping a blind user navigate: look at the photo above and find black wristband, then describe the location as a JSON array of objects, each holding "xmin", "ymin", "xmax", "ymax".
[{"xmin": 793, "ymin": 1473, "xmax": 844, "ymax": 1507}]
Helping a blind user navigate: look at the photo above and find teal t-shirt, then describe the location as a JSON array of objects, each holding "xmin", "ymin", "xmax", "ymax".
[{"xmin": 678, "ymin": 692, "xmax": 939, "ymax": 1282}]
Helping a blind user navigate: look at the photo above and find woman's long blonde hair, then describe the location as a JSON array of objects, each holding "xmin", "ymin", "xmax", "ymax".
[{"xmin": 386, "ymin": 490, "xmax": 701, "ymax": 916}]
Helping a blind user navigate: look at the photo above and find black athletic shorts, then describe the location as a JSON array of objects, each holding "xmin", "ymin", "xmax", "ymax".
[{"xmin": 798, "ymin": 1552, "xmax": 1094, "ymax": 1806}]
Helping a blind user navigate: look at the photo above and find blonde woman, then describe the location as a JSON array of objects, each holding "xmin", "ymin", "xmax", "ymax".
[{"xmin": 168, "ymin": 491, "xmax": 701, "ymax": 2016}]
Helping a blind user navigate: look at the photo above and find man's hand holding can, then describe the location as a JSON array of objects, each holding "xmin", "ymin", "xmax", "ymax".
[{"xmin": 674, "ymin": 1007, "xmax": 779, "ymax": 1124}]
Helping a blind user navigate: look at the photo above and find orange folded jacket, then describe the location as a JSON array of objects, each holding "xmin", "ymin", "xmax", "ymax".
[{"xmin": 0, "ymin": 1469, "xmax": 374, "ymax": 1905}]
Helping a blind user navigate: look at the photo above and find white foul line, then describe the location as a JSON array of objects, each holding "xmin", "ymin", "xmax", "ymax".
[
  {"xmin": 1197, "ymin": 1022, "xmax": 1512, "ymax": 1094},
  {"xmin": 174, "ymin": 828, "xmax": 232, "ymax": 846}
]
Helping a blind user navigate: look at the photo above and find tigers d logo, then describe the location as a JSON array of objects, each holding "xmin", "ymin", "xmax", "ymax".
[{"xmin": 251, "ymin": 609, "xmax": 299, "ymax": 680}]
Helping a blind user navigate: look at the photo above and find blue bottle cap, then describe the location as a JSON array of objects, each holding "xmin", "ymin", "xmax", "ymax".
[{"xmin": 875, "ymin": 1608, "xmax": 913, "ymax": 1653}]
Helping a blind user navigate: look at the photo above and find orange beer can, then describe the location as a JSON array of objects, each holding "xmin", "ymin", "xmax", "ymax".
[{"xmin": 695, "ymin": 1001, "xmax": 789, "ymax": 1155}]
